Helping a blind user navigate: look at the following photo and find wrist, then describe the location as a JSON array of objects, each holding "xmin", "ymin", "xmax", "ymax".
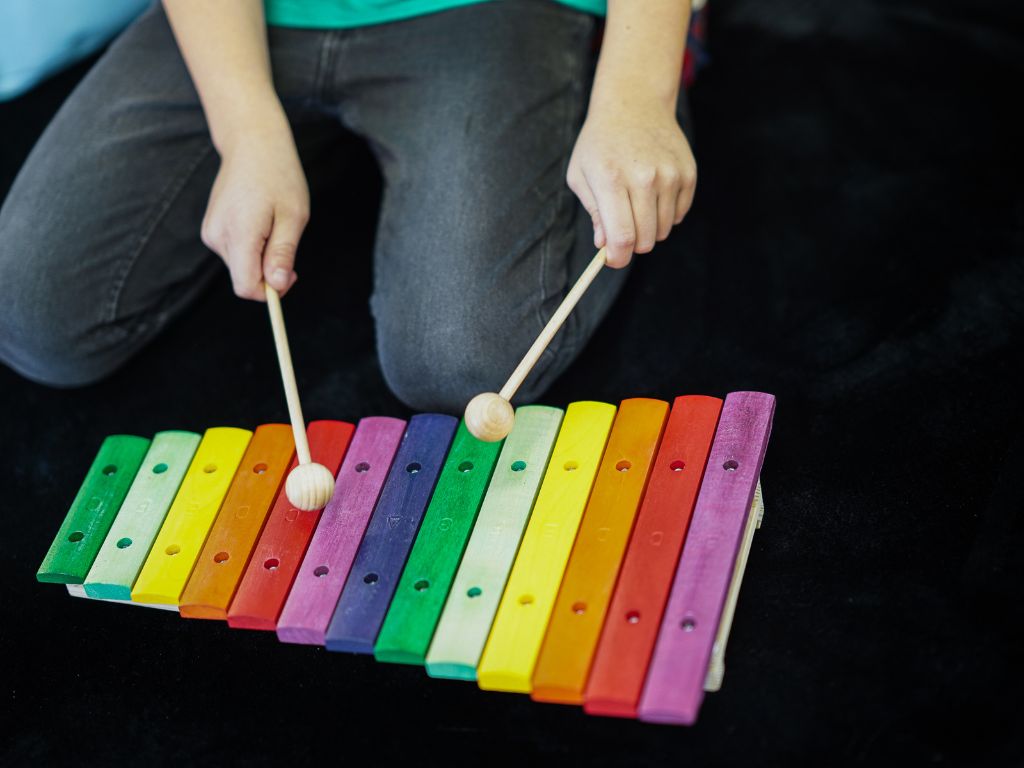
[
  {"xmin": 587, "ymin": 79, "xmax": 679, "ymax": 121},
  {"xmin": 209, "ymin": 91, "xmax": 290, "ymax": 157}
]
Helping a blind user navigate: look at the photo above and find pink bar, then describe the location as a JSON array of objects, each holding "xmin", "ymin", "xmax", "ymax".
[
  {"xmin": 276, "ymin": 417, "xmax": 406, "ymax": 645},
  {"xmin": 638, "ymin": 391, "xmax": 775, "ymax": 725}
]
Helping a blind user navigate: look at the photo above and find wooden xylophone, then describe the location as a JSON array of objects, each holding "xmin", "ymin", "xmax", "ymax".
[{"xmin": 37, "ymin": 392, "xmax": 775, "ymax": 725}]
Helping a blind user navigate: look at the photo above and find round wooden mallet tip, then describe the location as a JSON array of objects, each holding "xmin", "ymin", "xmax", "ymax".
[
  {"xmin": 285, "ymin": 462, "xmax": 336, "ymax": 511},
  {"xmin": 465, "ymin": 392, "xmax": 515, "ymax": 442}
]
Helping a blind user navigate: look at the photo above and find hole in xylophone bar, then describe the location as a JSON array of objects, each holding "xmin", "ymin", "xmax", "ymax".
[
  {"xmin": 414, "ymin": 579, "xmax": 430, "ymax": 591},
  {"xmin": 563, "ymin": 461, "xmax": 578, "ymax": 472},
  {"xmin": 467, "ymin": 587, "xmax": 482, "ymax": 598},
  {"xmin": 511, "ymin": 460, "xmax": 527, "ymax": 472},
  {"xmin": 102, "ymin": 465, "xmax": 117, "ymax": 476},
  {"xmin": 572, "ymin": 602, "xmax": 587, "ymax": 615},
  {"xmin": 626, "ymin": 610, "xmax": 641, "ymax": 624},
  {"xmin": 616, "ymin": 460, "xmax": 632, "ymax": 472},
  {"xmin": 723, "ymin": 460, "xmax": 739, "ymax": 472},
  {"xmin": 264, "ymin": 558, "xmax": 280, "ymax": 571},
  {"xmin": 363, "ymin": 572, "xmax": 379, "ymax": 584},
  {"xmin": 153, "ymin": 463, "xmax": 168, "ymax": 474},
  {"xmin": 203, "ymin": 464, "xmax": 217, "ymax": 474},
  {"xmin": 355, "ymin": 462, "xmax": 370, "ymax": 473},
  {"xmin": 166, "ymin": 544, "xmax": 180, "ymax": 556},
  {"xmin": 458, "ymin": 461, "xmax": 474, "ymax": 473},
  {"xmin": 670, "ymin": 460, "xmax": 685, "ymax": 472},
  {"xmin": 313, "ymin": 565, "xmax": 329, "ymax": 577},
  {"xmin": 68, "ymin": 531, "xmax": 84, "ymax": 543},
  {"xmin": 116, "ymin": 538, "xmax": 132, "ymax": 549},
  {"xmin": 214, "ymin": 551, "xmax": 229, "ymax": 564},
  {"xmin": 518, "ymin": 594, "xmax": 534, "ymax": 606},
  {"xmin": 406, "ymin": 462, "xmax": 421, "ymax": 474},
  {"xmin": 681, "ymin": 617, "xmax": 697, "ymax": 632},
  {"xmin": 253, "ymin": 463, "xmax": 268, "ymax": 475}
]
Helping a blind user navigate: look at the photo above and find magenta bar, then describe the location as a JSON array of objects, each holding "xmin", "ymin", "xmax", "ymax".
[
  {"xmin": 638, "ymin": 391, "xmax": 775, "ymax": 725},
  {"xmin": 276, "ymin": 416, "xmax": 406, "ymax": 645}
]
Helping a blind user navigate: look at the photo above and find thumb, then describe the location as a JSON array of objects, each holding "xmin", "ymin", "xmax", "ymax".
[
  {"xmin": 263, "ymin": 209, "xmax": 306, "ymax": 295},
  {"xmin": 568, "ymin": 167, "xmax": 605, "ymax": 249}
]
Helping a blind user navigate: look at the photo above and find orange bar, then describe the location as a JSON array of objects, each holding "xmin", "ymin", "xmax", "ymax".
[
  {"xmin": 530, "ymin": 398, "xmax": 668, "ymax": 704},
  {"xmin": 179, "ymin": 424, "xmax": 295, "ymax": 619},
  {"xmin": 584, "ymin": 395, "xmax": 722, "ymax": 718}
]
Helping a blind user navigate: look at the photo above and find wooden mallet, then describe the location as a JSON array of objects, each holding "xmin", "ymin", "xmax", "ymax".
[
  {"xmin": 264, "ymin": 283, "xmax": 336, "ymax": 510},
  {"xmin": 465, "ymin": 247, "xmax": 609, "ymax": 442}
]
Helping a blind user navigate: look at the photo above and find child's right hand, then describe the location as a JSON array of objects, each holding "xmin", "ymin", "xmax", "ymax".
[{"xmin": 200, "ymin": 110, "xmax": 309, "ymax": 301}]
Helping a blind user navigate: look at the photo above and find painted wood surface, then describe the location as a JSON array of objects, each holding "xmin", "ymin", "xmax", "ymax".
[
  {"xmin": 83, "ymin": 431, "xmax": 201, "ymax": 599},
  {"xmin": 324, "ymin": 414, "xmax": 457, "ymax": 653},
  {"xmin": 638, "ymin": 391, "xmax": 775, "ymax": 725},
  {"xmin": 477, "ymin": 401, "xmax": 616, "ymax": 693},
  {"xmin": 531, "ymin": 398, "xmax": 669, "ymax": 704},
  {"xmin": 130, "ymin": 427, "xmax": 252, "ymax": 605},
  {"xmin": 276, "ymin": 417, "xmax": 406, "ymax": 645},
  {"xmin": 426, "ymin": 406, "xmax": 564, "ymax": 680},
  {"xmin": 37, "ymin": 435, "xmax": 151, "ymax": 584},
  {"xmin": 373, "ymin": 422, "xmax": 503, "ymax": 664},
  {"xmin": 584, "ymin": 395, "xmax": 722, "ymax": 718},
  {"xmin": 178, "ymin": 424, "xmax": 295, "ymax": 619},
  {"xmin": 226, "ymin": 420, "xmax": 354, "ymax": 630}
]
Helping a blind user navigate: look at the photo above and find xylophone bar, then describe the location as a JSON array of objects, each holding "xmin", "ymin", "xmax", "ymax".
[
  {"xmin": 227, "ymin": 420, "xmax": 355, "ymax": 630},
  {"xmin": 477, "ymin": 401, "xmax": 616, "ymax": 692},
  {"xmin": 638, "ymin": 391, "xmax": 775, "ymax": 725},
  {"xmin": 276, "ymin": 417, "xmax": 406, "ymax": 645},
  {"xmin": 37, "ymin": 435, "xmax": 151, "ymax": 584},
  {"xmin": 531, "ymin": 398, "xmax": 669, "ymax": 704},
  {"xmin": 179, "ymin": 425, "xmax": 295, "ymax": 619},
  {"xmin": 131, "ymin": 427, "xmax": 253, "ymax": 605},
  {"xmin": 83, "ymin": 431, "xmax": 201, "ymax": 600},
  {"xmin": 325, "ymin": 413, "xmax": 457, "ymax": 653},
  {"xmin": 425, "ymin": 405, "xmax": 563, "ymax": 680},
  {"xmin": 373, "ymin": 421, "xmax": 503, "ymax": 664},
  {"xmin": 584, "ymin": 395, "xmax": 722, "ymax": 718}
]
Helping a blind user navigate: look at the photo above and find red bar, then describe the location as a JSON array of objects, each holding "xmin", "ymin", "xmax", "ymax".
[
  {"xmin": 583, "ymin": 396, "xmax": 721, "ymax": 718},
  {"xmin": 226, "ymin": 420, "xmax": 354, "ymax": 630}
]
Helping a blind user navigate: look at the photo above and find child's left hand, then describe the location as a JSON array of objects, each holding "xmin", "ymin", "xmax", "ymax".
[{"xmin": 567, "ymin": 99, "xmax": 696, "ymax": 269}]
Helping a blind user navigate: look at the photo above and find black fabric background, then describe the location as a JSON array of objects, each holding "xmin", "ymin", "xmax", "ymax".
[{"xmin": 1, "ymin": 2, "xmax": 1022, "ymax": 765}]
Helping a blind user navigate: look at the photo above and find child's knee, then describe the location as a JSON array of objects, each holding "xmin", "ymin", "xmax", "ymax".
[{"xmin": 0, "ymin": 248, "xmax": 112, "ymax": 388}]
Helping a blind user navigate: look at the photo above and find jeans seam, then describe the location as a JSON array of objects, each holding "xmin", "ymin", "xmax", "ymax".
[{"xmin": 105, "ymin": 144, "xmax": 215, "ymax": 325}]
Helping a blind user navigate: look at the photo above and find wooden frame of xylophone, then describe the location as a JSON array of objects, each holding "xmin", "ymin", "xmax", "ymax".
[{"xmin": 37, "ymin": 391, "xmax": 775, "ymax": 725}]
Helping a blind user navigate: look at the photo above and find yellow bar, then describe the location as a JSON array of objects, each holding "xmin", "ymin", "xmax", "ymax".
[
  {"xmin": 131, "ymin": 427, "xmax": 252, "ymax": 605},
  {"xmin": 477, "ymin": 401, "xmax": 615, "ymax": 692}
]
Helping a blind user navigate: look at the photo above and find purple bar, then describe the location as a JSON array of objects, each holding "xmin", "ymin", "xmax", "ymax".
[
  {"xmin": 638, "ymin": 391, "xmax": 775, "ymax": 725},
  {"xmin": 276, "ymin": 417, "xmax": 406, "ymax": 645}
]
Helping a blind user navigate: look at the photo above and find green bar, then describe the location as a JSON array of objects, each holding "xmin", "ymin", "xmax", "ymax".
[
  {"xmin": 425, "ymin": 406, "xmax": 563, "ymax": 680},
  {"xmin": 374, "ymin": 422, "xmax": 502, "ymax": 664},
  {"xmin": 83, "ymin": 431, "xmax": 202, "ymax": 599},
  {"xmin": 37, "ymin": 435, "xmax": 151, "ymax": 584}
]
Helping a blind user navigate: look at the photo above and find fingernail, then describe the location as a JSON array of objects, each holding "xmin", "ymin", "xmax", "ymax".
[{"xmin": 272, "ymin": 268, "xmax": 289, "ymax": 287}]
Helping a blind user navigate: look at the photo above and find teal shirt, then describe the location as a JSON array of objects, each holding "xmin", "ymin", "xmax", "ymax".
[{"xmin": 265, "ymin": 0, "xmax": 606, "ymax": 28}]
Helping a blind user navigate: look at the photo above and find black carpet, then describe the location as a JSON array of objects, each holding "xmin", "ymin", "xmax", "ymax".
[{"xmin": 2, "ymin": 2, "xmax": 1022, "ymax": 765}]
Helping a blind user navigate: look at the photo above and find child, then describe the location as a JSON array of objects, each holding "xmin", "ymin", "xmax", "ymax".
[{"xmin": 0, "ymin": 0, "xmax": 696, "ymax": 412}]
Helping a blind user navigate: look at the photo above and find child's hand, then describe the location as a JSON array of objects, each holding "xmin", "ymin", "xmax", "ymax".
[
  {"xmin": 567, "ymin": 100, "xmax": 696, "ymax": 269},
  {"xmin": 201, "ymin": 113, "xmax": 309, "ymax": 300}
]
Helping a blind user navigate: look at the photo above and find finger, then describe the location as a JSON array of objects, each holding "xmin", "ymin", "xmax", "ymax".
[
  {"xmin": 629, "ymin": 177, "xmax": 659, "ymax": 255},
  {"xmin": 657, "ymin": 184, "xmax": 678, "ymax": 242},
  {"xmin": 584, "ymin": 169, "xmax": 635, "ymax": 268},
  {"xmin": 263, "ymin": 207, "xmax": 307, "ymax": 295},
  {"xmin": 675, "ymin": 180, "xmax": 696, "ymax": 224},
  {"xmin": 568, "ymin": 167, "xmax": 605, "ymax": 248},
  {"xmin": 223, "ymin": 209, "xmax": 270, "ymax": 301}
]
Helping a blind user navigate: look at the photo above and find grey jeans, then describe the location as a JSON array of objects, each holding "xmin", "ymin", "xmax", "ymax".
[{"xmin": 0, "ymin": 1, "xmax": 659, "ymax": 412}]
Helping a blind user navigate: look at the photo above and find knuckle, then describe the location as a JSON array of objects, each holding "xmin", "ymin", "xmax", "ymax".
[
  {"xmin": 610, "ymin": 231, "xmax": 636, "ymax": 249},
  {"xmin": 633, "ymin": 167, "xmax": 657, "ymax": 190}
]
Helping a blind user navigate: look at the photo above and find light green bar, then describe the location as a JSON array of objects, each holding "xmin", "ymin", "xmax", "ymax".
[
  {"xmin": 83, "ymin": 431, "xmax": 201, "ymax": 599},
  {"xmin": 425, "ymin": 406, "xmax": 563, "ymax": 680}
]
